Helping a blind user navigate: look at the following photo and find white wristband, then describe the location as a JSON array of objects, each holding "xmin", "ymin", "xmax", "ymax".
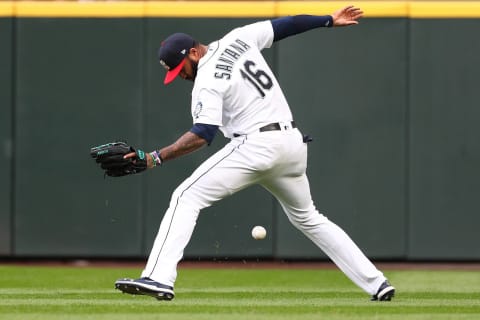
[{"xmin": 149, "ymin": 150, "xmax": 163, "ymax": 167}]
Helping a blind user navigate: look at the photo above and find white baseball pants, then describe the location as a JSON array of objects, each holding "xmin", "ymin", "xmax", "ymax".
[{"xmin": 141, "ymin": 127, "xmax": 386, "ymax": 295}]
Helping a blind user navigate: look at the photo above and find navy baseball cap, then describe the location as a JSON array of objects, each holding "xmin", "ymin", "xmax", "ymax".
[{"xmin": 157, "ymin": 33, "xmax": 196, "ymax": 85}]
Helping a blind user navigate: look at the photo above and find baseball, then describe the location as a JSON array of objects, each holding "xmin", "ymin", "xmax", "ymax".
[{"xmin": 251, "ymin": 226, "xmax": 267, "ymax": 240}]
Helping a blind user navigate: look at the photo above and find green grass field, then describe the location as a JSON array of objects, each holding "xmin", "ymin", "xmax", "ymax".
[{"xmin": 0, "ymin": 264, "xmax": 479, "ymax": 320}]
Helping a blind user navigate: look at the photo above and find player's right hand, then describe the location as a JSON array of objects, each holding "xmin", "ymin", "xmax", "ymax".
[{"xmin": 332, "ymin": 5, "xmax": 364, "ymax": 26}]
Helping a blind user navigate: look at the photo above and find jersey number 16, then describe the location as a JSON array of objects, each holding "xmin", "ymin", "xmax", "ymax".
[{"xmin": 240, "ymin": 60, "xmax": 273, "ymax": 98}]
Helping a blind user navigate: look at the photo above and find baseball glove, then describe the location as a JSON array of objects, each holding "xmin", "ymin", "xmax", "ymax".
[{"xmin": 90, "ymin": 141, "xmax": 147, "ymax": 177}]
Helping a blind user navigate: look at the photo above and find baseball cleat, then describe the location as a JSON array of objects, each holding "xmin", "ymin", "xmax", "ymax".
[
  {"xmin": 115, "ymin": 277, "xmax": 175, "ymax": 301},
  {"xmin": 371, "ymin": 280, "xmax": 395, "ymax": 301}
]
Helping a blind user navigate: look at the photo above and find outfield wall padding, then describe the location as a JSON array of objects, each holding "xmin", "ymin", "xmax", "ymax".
[
  {"xmin": 408, "ymin": 19, "xmax": 480, "ymax": 259},
  {"xmin": 13, "ymin": 18, "xmax": 146, "ymax": 256},
  {"xmin": 2, "ymin": 6, "xmax": 480, "ymax": 260},
  {"xmin": 0, "ymin": 18, "xmax": 13, "ymax": 255}
]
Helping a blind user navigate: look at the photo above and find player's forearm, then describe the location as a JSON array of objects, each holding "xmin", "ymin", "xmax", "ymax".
[
  {"xmin": 271, "ymin": 15, "xmax": 333, "ymax": 42},
  {"xmin": 271, "ymin": 6, "xmax": 363, "ymax": 42},
  {"xmin": 156, "ymin": 131, "xmax": 207, "ymax": 164}
]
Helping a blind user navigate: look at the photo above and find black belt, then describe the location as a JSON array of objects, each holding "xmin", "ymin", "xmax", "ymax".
[{"xmin": 233, "ymin": 121, "xmax": 296, "ymax": 137}]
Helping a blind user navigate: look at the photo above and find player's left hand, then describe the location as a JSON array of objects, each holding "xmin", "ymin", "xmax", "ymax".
[
  {"xmin": 90, "ymin": 141, "xmax": 148, "ymax": 177},
  {"xmin": 124, "ymin": 151, "xmax": 154, "ymax": 169},
  {"xmin": 332, "ymin": 5, "xmax": 364, "ymax": 26}
]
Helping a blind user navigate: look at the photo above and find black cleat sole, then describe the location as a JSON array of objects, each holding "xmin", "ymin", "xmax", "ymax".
[{"xmin": 115, "ymin": 280, "xmax": 174, "ymax": 301}]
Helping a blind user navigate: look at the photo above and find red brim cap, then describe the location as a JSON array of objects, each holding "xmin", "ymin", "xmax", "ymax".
[{"xmin": 164, "ymin": 58, "xmax": 186, "ymax": 85}]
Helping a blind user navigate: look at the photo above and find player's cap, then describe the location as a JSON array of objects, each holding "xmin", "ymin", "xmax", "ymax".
[{"xmin": 157, "ymin": 33, "xmax": 196, "ymax": 85}]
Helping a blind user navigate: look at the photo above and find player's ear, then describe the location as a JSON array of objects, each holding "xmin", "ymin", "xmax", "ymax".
[{"xmin": 188, "ymin": 47, "xmax": 200, "ymax": 60}]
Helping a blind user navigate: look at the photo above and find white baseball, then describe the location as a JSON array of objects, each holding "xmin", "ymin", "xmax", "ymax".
[{"xmin": 251, "ymin": 226, "xmax": 267, "ymax": 240}]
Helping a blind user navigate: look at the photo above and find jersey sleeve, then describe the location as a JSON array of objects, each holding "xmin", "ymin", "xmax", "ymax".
[
  {"xmin": 229, "ymin": 20, "xmax": 274, "ymax": 51},
  {"xmin": 191, "ymin": 88, "xmax": 224, "ymax": 126}
]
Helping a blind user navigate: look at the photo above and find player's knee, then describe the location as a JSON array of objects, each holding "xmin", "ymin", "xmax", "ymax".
[
  {"xmin": 169, "ymin": 187, "xmax": 209, "ymax": 211},
  {"xmin": 287, "ymin": 211, "xmax": 329, "ymax": 229}
]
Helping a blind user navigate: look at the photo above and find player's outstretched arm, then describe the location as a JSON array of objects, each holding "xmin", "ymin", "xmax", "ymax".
[
  {"xmin": 124, "ymin": 131, "xmax": 208, "ymax": 168},
  {"xmin": 271, "ymin": 5, "xmax": 363, "ymax": 42},
  {"xmin": 332, "ymin": 5, "xmax": 364, "ymax": 27},
  {"xmin": 158, "ymin": 131, "xmax": 208, "ymax": 163}
]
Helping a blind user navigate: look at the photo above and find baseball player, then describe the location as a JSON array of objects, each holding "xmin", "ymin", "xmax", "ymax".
[{"xmin": 92, "ymin": 5, "xmax": 395, "ymax": 301}]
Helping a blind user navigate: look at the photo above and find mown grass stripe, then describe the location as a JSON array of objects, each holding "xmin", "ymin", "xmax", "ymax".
[
  {"xmin": 2, "ymin": 304, "xmax": 480, "ymax": 314},
  {"xmin": 0, "ymin": 266, "xmax": 479, "ymax": 320},
  {"xmin": 1, "ymin": 314, "xmax": 479, "ymax": 320}
]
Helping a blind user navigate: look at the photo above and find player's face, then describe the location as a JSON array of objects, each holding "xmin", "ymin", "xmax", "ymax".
[
  {"xmin": 179, "ymin": 47, "xmax": 202, "ymax": 82},
  {"xmin": 179, "ymin": 57, "xmax": 198, "ymax": 82}
]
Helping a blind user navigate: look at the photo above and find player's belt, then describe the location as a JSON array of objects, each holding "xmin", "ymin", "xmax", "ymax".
[
  {"xmin": 259, "ymin": 121, "xmax": 296, "ymax": 132},
  {"xmin": 233, "ymin": 121, "xmax": 296, "ymax": 137}
]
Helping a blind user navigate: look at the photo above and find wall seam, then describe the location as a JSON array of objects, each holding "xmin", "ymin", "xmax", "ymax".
[
  {"xmin": 9, "ymin": 15, "xmax": 17, "ymax": 256},
  {"xmin": 140, "ymin": 17, "xmax": 148, "ymax": 256},
  {"xmin": 404, "ymin": 16, "xmax": 412, "ymax": 260}
]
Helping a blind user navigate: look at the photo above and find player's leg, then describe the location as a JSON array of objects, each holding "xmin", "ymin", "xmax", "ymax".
[
  {"xmin": 260, "ymin": 132, "xmax": 389, "ymax": 296},
  {"xmin": 140, "ymin": 136, "xmax": 265, "ymax": 287},
  {"xmin": 263, "ymin": 175, "xmax": 389, "ymax": 296}
]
